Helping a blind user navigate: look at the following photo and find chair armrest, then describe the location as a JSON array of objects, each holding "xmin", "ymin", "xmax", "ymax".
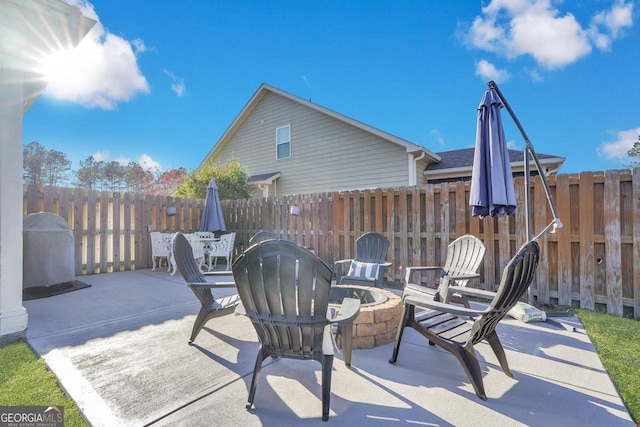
[
  {"xmin": 204, "ymin": 270, "xmax": 233, "ymax": 276},
  {"xmin": 329, "ymin": 297, "xmax": 361, "ymax": 325},
  {"xmin": 445, "ymin": 285, "xmax": 496, "ymax": 301},
  {"xmin": 403, "ymin": 293, "xmax": 486, "ymax": 318},
  {"xmin": 376, "ymin": 262, "xmax": 392, "ymax": 275},
  {"xmin": 405, "ymin": 266, "xmax": 442, "ymax": 273},
  {"xmin": 187, "ymin": 281, "xmax": 236, "ymax": 289},
  {"xmin": 404, "ymin": 266, "xmax": 445, "ymax": 285},
  {"xmin": 334, "ymin": 259, "xmax": 354, "ymax": 280},
  {"xmin": 445, "ymin": 273, "xmax": 480, "ymax": 281}
]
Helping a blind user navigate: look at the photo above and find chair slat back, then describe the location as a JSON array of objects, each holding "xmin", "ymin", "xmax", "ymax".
[
  {"xmin": 249, "ymin": 230, "xmax": 278, "ymax": 246},
  {"xmin": 469, "ymin": 240, "xmax": 539, "ymax": 345},
  {"xmin": 443, "ymin": 235, "xmax": 486, "ymax": 286},
  {"xmin": 173, "ymin": 233, "xmax": 206, "ymax": 284},
  {"xmin": 355, "ymin": 232, "xmax": 390, "ymax": 264},
  {"xmin": 233, "ymin": 239, "xmax": 333, "ymax": 360}
]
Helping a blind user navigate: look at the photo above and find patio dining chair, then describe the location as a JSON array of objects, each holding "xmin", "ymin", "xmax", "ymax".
[
  {"xmin": 184, "ymin": 233, "xmax": 207, "ymax": 272},
  {"xmin": 232, "ymin": 239, "xmax": 361, "ymax": 421},
  {"xmin": 172, "ymin": 232, "xmax": 240, "ymax": 344},
  {"xmin": 150, "ymin": 231, "xmax": 174, "ymax": 273},
  {"xmin": 334, "ymin": 231, "xmax": 392, "ymax": 288},
  {"xmin": 206, "ymin": 232, "xmax": 236, "ymax": 271},
  {"xmin": 389, "ymin": 240, "xmax": 539, "ymax": 400},
  {"xmin": 404, "ymin": 234, "xmax": 486, "ymax": 308}
]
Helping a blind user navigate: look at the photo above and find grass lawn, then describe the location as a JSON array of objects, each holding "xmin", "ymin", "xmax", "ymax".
[
  {"xmin": 1, "ymin": 309, "xmax": 638, "ymax": 425},
  {"xmin": 575, "ymin": 309, "xmax": 640, "ymax": 424},
  {"xmin": 0, "ymin": 341, "xmax": 87, "ymax": 427}
]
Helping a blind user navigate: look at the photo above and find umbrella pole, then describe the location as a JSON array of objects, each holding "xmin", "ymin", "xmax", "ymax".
[{"xmin": 487, "ymin": 81, "xmax": 563, "ymax": 304}]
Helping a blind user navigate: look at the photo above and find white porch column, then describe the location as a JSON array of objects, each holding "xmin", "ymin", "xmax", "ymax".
[
  {"xmin": 0, "ymin": 38, "xmax": 29, "ymax": 344},
  {"xmin": 0, "ymin": 0, "xmax": 95, "ymax": 345}
]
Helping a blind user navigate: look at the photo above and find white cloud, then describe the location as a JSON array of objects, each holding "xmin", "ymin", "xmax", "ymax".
[
  {"xmin": 164, "ymin": 70, "xmax": 186, "ymax": 97},
  {"xmin": 525, "ymin": 67, "xmax": 543, "ymax": 82},
  {"xmin": 475, "ymin": 59, "xmax": 511, "ymax": 83},
  {"xmin": 430, "ymin": 129, "xmax": 445, "ymax": 146},
  {"xmin": 115, "ymin": 155, "xmax": 131, "ymax": 166},
  {"xmin": 131, "ymin": 39, "xmax": 148, "ymax": 54},
  {"xmin": 598, "ymin": 127, "xmax": 640, "ymax": 160},
  {"xmin": 464, "ymin": 0, "xmax": 634, "ymax": 70},
  {"xmin": 506, "ymin": 139, "xmax": 519, "ymax": 150},
  {"xmin": 138, "ymin": 154, "xmax": 162, "ymax": 172},
  {"xmin": 92, "ymin": 150, "xmax": 110, "ymax": 162},
  {"xmin": 90, "ymin": 151, "xmax": 161, "ymax": 170},
  {"xmin": 589, "ymin": 1, "xmax": 634, "ymax": 50},
  {"xmin": 38, "ymin": 0, "xmax": 150, "ymax": 109}
]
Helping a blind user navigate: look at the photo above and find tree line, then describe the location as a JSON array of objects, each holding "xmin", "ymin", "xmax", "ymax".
[
  {"xmin": 627, "ymin": 134, "xmax": 640, "ymax": 168},
  {"xmin": 23, "ymin": 141, "xmax": 251, "ymax": 200}
]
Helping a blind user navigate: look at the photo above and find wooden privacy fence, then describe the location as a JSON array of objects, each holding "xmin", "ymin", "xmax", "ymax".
[
  {"xmin": 23, "ymin": 168, "xmax": 640, "ymax": 319},
  {"xmin": 23, "ymin": 185, "xmax": 205, "ymax": 275}
]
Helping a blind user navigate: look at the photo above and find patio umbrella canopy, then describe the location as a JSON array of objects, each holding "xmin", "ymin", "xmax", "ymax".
[
  {"xmin": 470, "ymin": 81, "xmax": 562, "ymax": 305},
  {"xmin": 199, "ymin": 178, "xmax": 226, "ymax": 233},
  {"xmin": 469, "ymin": 87, "xmax": 517, "ymax": 218}
]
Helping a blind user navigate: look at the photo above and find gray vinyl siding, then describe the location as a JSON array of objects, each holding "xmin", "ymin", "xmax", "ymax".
[
  {"xmin": 415, "ymin": 156, "xmax": 430, "ymax": 187},
  {"xmin": 212, "ymin": 92, "xmax": 411, "ymax": 196}
]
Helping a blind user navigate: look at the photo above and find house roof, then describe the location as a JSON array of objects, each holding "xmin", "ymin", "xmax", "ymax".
[
  {"xmin": 247, "ymin": 172, "xmax": 281, "ymax": 184},
  {"xmin": 424, "ymin": 147, "xmax": 566, "ymax": 182},
  {"xmin": 199, "ymin": 83, "xmax": 441, "ymax": 169}
]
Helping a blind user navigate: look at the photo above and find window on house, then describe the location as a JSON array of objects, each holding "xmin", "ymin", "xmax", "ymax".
[{"xmin": 276, "ymin": 125, "xmax": 291, "ymax": 159}]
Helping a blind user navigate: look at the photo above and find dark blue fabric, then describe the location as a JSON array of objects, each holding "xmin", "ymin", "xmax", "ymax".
[
  {"xmin": 199, "ymin": 178, "xmax": 226, "ymax": 232},
  {"xmin": 469, "ymin": 88, "xmax": 517, "ymax": 218}
]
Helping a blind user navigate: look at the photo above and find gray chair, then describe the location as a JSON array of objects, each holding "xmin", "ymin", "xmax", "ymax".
[
  {"xmin": 389, "ymin": 240, "xmax": 540, "ymax": 400},
  {"xmin": 172, "ymin": 232, "xmax": 240, "ymax": 344},
  {"xmin": 334, "ymin": 231, "xmax": 392, "ymax": 288},
  {"xmin": 404, "ymin": 235, "xmax": 486, "ymax": 308},
  {"xmin": 232, "ymin": 239, "xmax": 360, "ymax": 421}
]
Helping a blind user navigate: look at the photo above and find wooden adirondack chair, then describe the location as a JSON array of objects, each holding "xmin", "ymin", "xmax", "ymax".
[
  {"xmin": 334, "ymin": 231, "xmax": 392, "ymax": 288},
  {"xmin": 248, "ymin": 230, "xmax": 277, "ymax": 245},
  {"xmin": 172, "ymin": 232, "xmax": 240, "ymax": 344},
  {"xmin": 232, "ymin": 239, "xmax": 360, "ymax": 421},
  {"xmin": 404, "ymin": 234, "xmax": 486, "ymax": 308},
  {"xmin": 389, "ymin": 240, "xmax": 540, "ymax": 400}
]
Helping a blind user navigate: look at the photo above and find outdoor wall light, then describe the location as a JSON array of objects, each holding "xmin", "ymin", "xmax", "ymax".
[
  {"xmin": 166, "ymin": 206, "xmax": 177, "ymax": 216},
  {"xmin": 290, "ymin": 205, "xmax": 300, "ymax": 216}
]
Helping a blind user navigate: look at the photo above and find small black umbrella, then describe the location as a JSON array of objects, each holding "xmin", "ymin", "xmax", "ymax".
[
  {"xmin": 469, "ymin": 86, "xmax": 517, "ymax": 218},
  {"xmin": 199, "ymin": 178, "xmax": 226, "ymax": 233}
]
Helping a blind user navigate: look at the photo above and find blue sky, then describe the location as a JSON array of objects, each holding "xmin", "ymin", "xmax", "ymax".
[{"xmin": 24, "ymin": 0, "xmax": 639, "ymax": 175}]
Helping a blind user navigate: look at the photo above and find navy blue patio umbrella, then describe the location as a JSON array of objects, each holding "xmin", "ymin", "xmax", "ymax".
[
  {"xmin": 469, "ymin": 86, "xmax": 517, "ymax": 218},
  {"xmin": 199, "ymin": 178, "xmax": 226, "ymax": 233},
  {"xmin": 471, "ymin": 81, "xmax": 562, "ymax": 304}
]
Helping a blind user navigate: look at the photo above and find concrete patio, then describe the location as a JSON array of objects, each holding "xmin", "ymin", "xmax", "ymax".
[{"xmin": 24, "ymin": 268, "xmax": 634, "ymax": 426}]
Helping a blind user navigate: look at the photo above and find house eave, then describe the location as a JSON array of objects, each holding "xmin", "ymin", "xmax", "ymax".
[{"xmin": 424, "ymin": 156, "xmax": 565, "ymax": 181}]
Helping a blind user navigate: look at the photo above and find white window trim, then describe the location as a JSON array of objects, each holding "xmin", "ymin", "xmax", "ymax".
[{"xmin": 276, "ymin": 124, "xmax": 291, "ymax": 160}]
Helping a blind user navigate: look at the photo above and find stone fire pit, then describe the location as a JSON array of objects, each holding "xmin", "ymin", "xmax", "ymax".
[{"xmin": 329, "ymin": 285, "xmax": 402, "ymax": 349}]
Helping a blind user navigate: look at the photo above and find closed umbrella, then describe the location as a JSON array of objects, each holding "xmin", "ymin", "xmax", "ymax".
[
  {"xmin": 469, "ymin": 87, "xmax": 517, "ymax": 218},
  {"xmin": 199, "ymin": 178, "xmax": 226, "ymax": 233},
  {"xmin": 471, "ymin": 81, "xmax": 562, "ymax": 305}
]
